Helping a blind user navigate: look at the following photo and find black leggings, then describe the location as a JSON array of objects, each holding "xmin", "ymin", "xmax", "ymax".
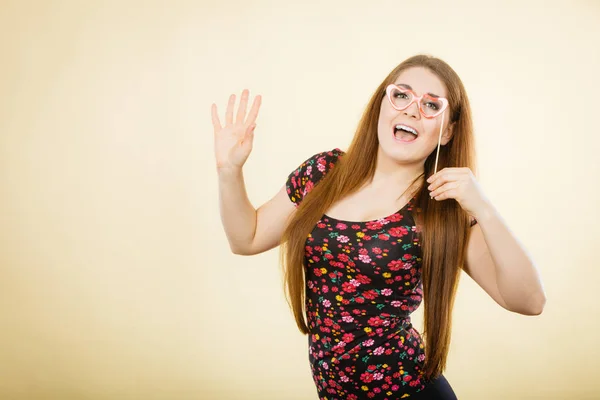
[{"xmin": 410, "ymin": 374, "xmax": 458, "ymax": 400}]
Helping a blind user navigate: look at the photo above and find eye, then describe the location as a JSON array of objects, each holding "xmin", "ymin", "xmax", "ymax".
[
  {"xmin": 425, "ymin": 102, "xmax": 440, "ymax": 110},
  {"xmin": 394, "ymin": 92, "xmax": 409, "ymax": 99}
]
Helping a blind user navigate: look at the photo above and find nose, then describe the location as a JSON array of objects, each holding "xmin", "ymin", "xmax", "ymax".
[{"xmin": 403, "ymin": 100, "xmax": 420, "ymax": 119}]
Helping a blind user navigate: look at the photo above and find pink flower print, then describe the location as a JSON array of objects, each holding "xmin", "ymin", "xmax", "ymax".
[
  {"xmin": 323, "ymin": 299, "xmax": 331, "ymax": 307},
  {"xmin": 373, "ymin": 372, "xmax": 384, "ymax": 381},
  {"xmin": 317, "ymin": 158, "xmax": 327, "ymax": 172},
  {"xmin": 341, "ymin": 375, "xmax": 350, "ymax": 383},
  {"xmin": 381, "ymin": 288, "xmax": 393, "ymax": 296},
  {"xmin": 403, "ymin": 261, "xmax": 413, "ymax": 270},
  {"xmin": 342, "ymin": 315, "xmax": 355, "ymax": 323},
  {"xmin": 407, "ymin": 348, "xmax": 415, "ymax": 355},
  {"xmin": 306, "ymin": 165, "xmax": 312, "ymax": 175},
  {"xmin": 336, "ymin": 222, "xmax": 348, "ymax": 230},
  {"xmin": 323, "ymin": 361, "xmax": 329, "ymax": 370},
  {"xmin": 363, "ymin": 338, "xmax": 375, "ymax": 347},
  {"xmin": 373, "ymin": 346, "xmax": 385, "ymax": 355},
  {"xmin": 337, "ymin": 235, "xmax": 349, "ymax": 243},
  {"xmin": 359, "ymin": 254, "xmax": 371, "ymax": 263},
  {"xmin": 372, "ymin": 247, "xmax": 382, "ymax": 254},
  {"xmin": 333, "ymin": 342, "xmax": 347, "ymax": 353},
  {"xmin": 314, "ymin": 268, "xmax": 323, "ymax": 276},
  {"xmin": 348, "ymin": 394, "xmax": 358, "ymax": 400},
  {"xmin": 322, "ymin": 285, "xmax": 329, "ymax": 293},
  {"xmin": 402, "ymin": 253, "xmax": 413, "ymax": 260}
]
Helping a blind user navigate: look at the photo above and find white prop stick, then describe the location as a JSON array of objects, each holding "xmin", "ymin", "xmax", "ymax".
[{"xmin": 433, "ymin": 112, "xmax": 445, "ymax": 175}]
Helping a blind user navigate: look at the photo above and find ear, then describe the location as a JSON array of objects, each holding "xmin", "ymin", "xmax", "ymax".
[{"xmin": 441, "ymin": 122, "xmax": 454, "ymax": 146}]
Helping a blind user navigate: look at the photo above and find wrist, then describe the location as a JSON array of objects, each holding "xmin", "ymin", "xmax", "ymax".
[
  {"xmin": 217, "ymin": 165, "xmax": 243, "ymax": 180},
  {"xmin": 473, "ymin": 200, "xmax": 496, "ymax": 223}
]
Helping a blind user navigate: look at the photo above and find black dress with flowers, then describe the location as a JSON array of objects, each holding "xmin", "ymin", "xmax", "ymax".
[{"xmin": 286, "ymin": 148, "xmax": 439, "ymax": 399}]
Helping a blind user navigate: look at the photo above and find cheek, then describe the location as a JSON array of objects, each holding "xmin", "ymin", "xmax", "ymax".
[
  {"xmin": 422, "ymin": 119, "xmax": 438, "ymax": 137},
  {"xmin": 423, "ymin": 117, "xmax": 446, "ymax": 138}
]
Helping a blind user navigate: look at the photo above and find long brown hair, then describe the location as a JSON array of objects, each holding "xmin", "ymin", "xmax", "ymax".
[{"xmin": 279, "ymin": 54, "xmax": 476, "ymax": 381}]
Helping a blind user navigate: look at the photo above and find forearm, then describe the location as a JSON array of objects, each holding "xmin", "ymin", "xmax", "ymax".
[
  {"xmin": 475, "ymin": 203, "xmax": 546, "ymax": 314},
  {"xmin": 218, "ymin": 167, "xmax": 257, "ymax": 254}
]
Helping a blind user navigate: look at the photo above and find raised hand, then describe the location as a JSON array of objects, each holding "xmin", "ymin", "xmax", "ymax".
[{"xmin": 211, "ymin": 89, "xmax": 262, "ymax": 171}]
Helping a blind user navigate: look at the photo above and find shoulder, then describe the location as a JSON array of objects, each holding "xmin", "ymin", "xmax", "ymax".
[{"xmin": 285, "ymin": 147, "xmax": 345, "ymax": 206}]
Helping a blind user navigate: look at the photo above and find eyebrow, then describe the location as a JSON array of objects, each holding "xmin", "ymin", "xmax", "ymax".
[{"xmin": 395, "ymin": 83, "xmax": 441, "ymax": 98}]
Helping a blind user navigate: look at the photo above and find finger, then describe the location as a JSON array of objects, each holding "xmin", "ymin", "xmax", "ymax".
[
  {"xmin": 427, "ymin": 167, "xmax": 463, "ymax": 183},
  {"xmin": 211, "ymin": 103, "xmax": 222, "ymax": 134},
  {"xmin": 428, "ymin": 173, "xmax": 458, "ymax": 191},
  {"xmin": 245, "ymin": 94, "xmax": 262, "ymax": 126},
  {"xmin": 427, "ymin": 170, "xmax": 445, "ymax": 184},
  {"xmin": 235, "ymin": 89, "xmax": 249, "ymax": 125},
  {"xmin": 225, "ymin": 93, "xmax": 236, "ymax": 126},
  {"xmin": 430, "ymin": 181, "xmax": 460, "ymax": 198},
  {"xmin": 242, "ymin": 124, "xmax": 256, "ymax": 149},
  {"xmin": 433, "ymin": 187, "xmax": 457, "ymax": 201}
]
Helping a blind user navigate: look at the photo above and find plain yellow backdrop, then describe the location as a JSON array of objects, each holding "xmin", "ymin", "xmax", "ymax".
[{"xmin": 1, "ymin": 0, "xmax": 599, "ymax": 399}]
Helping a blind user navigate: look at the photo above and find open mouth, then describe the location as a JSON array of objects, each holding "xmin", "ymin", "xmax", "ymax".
[{"xmin": 393, "ymin": 123, "xmax": 419, "ymax": 142}]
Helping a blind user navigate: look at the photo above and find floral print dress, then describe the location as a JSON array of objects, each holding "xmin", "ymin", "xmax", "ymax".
[{"xmin": 286, "ymin": 148, "xmax": 433, "ymax": 399}]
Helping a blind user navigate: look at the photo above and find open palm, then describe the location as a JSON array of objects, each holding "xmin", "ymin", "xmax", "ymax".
[{"xmin": 211, "ymin": 89, "xmax": 262, "ymax": 171}]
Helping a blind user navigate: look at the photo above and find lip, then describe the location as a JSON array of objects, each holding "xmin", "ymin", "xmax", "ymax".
[{"xmin": 392, "ymin": 122, "xmax": 420, "ymax": 143}]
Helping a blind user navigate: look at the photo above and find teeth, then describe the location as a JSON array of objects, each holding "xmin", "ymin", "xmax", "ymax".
[{"xmin": 395, "ymin": 124, "xmax": 418, "ymax": 135}]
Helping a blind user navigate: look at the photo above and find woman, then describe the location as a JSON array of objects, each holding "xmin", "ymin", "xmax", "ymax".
[{"xmin": 212, "ymin": 54, "xmax": 546, "ymax": 399}]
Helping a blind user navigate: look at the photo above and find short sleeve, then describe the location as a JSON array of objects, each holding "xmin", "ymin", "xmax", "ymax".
[{"xmin": 286, "ymin": 148, "xmax": 344, "ymax": 207}]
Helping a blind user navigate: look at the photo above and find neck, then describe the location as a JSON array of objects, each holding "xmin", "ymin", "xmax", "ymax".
[{"xmin": 368, "ymin": 147, "xmax": 425, "ymax": 190}]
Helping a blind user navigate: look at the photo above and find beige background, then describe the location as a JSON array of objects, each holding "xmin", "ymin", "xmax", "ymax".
[{"xmin": 1, "ymin": 0, "xmax": 599, "ymax": 399}]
